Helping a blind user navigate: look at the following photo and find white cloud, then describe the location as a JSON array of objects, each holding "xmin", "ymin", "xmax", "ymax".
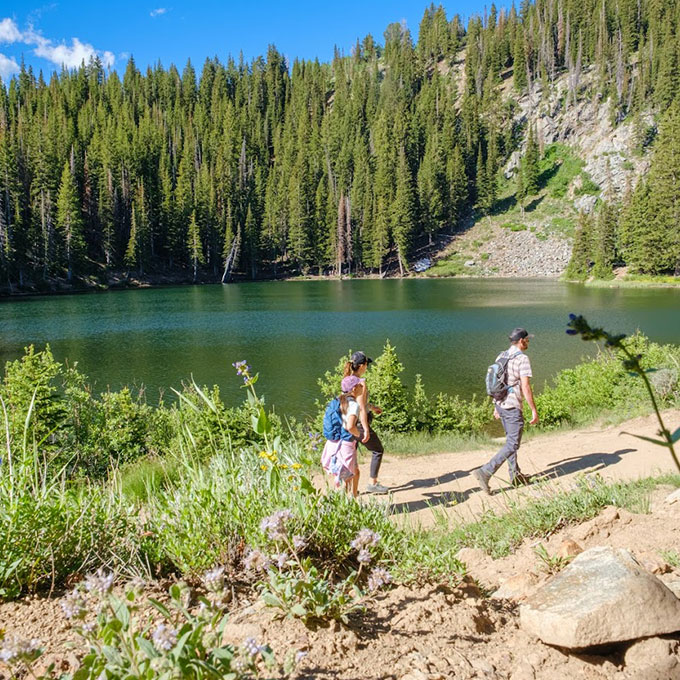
[
  {"xmin": 0, "ymin": 18, "xmax": 22, "ymax": 43},
  {"xmin": 0, "ymin": 18, "xmax": 115, "ymax": 70},
  {"xmin": 150, "ymin": 8, "xmax": 167, "ymax": 17},
  {"xmin": 0, "ymin": 52, "xmax": 19, "ymax": 78}
]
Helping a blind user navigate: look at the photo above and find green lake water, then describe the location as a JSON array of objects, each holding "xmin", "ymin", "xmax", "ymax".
[{"xmin": 1, "ymin": 279, "xmax": 679, "ymax": 420}]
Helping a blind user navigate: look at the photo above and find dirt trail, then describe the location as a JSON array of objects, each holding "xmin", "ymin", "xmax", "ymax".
[
  {"xmin": 4, "ymin": 410, "xmax": 680, "ymax": 680},
  {"xmin": 358, "ymin": 409, "xmax": 680, "ymax": 526}
]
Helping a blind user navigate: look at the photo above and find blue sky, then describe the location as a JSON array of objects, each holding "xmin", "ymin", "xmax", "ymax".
[{"xmin": 0, "ymin": 1, "xmax": 506, "ymax": 81}]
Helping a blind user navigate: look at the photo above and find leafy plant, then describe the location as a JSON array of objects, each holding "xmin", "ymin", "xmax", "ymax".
[
  {"xmin": 533, "ymin": 543, "xmax": 573, "ymax": 574},
  {"xmin": 254, "ymin": 512, "xmax": 391, "ymax": 626},
  {"xmin": 567, "ymin": 315, "xmax": 680, "ymax": 472},
  {"xmin": 53, "ymin": 570, "xmax": 297, "ymax": 680}
]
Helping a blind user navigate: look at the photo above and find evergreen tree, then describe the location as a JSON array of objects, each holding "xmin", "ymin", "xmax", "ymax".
[
  {"xmin": 591, "ymin": 201, "xmax": 618, "ymax": 279},
  {"xmin": 565, "ymin": 212, "xmax": 593, "ymax": 280},
  {"xmin": 55, "ymin": 161, "xmax": 84, "ymax": 281},
  {"xmin": 392, "ymin": 148, "xmax": 416, "ymax": 276},
  {"xmin": 187, "ymin": 210, "xmax": 204, "ymax": 282}
]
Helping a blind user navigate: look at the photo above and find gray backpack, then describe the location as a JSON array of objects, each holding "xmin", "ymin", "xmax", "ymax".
[{"xmin": 486, "ymin": 351, "xmax": 511, "ymax": 401}]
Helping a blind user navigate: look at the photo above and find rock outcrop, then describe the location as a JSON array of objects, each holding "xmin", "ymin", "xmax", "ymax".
[{"xmin": 520, "ymin": 546, "xmax": 680, "ymax": 648}]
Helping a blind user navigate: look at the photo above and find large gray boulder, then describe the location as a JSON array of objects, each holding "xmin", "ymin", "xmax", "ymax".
[{"xmin": 520, "ymin": 546, "xmax": 680, "ymax": 648}]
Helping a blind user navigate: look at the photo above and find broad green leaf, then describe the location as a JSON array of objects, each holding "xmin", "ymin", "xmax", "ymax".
[
  {"xmin": 148, "ymin": 598, "xmax": 171, "ymax": 618},
  {"xmin": 136, "ymin": 636, "xmax": 159, "ymax": 659},
  {"xmin": 261, "ymin": 592, "xmax": 281, "ymax": 607},
  {"xmin": 291, "ymin": 604, "xmax": 307, "ymax": 617},
  {"xmin": 671, "ymin": 427, "xmax": 680, "ymax": 443}
]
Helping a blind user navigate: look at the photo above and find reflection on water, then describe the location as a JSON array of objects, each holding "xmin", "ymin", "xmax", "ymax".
[{"xmin": 1, "ymin": 279, "xmax": 679, "ymax": 419}]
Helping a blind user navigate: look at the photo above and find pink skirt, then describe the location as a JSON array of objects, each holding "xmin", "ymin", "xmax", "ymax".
[{"xmin": 321, "ymin": 439, "xmax": 358, "ymax": 485}]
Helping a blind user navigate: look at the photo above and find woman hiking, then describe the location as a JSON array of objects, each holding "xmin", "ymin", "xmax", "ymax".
[
  {"xmin": 343, "ymin": 351, "xmax": 388, "ymax": 494},
  {"xmin": 321, "ymin": 375, "xmax": 363, "ymax": 496}
]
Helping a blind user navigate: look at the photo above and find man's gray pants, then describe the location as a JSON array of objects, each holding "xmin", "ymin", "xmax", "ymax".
[{"xmin": 481, "ymin": 407, "xmax": 524, "ymax": 481}]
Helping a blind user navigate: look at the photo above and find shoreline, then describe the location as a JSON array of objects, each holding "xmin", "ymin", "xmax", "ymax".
[{"xmin": 1, "ymin": 270, "xmax": 679, "ymax": 301}]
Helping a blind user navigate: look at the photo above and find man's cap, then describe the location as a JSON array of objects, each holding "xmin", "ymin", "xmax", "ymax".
[
  {"xmin": 351, "ymin": 351, "xmax": 372, "ymax": 366},
  {"xmin": 341, "ymin": 375, "xmax": 363, "ymax": 393},
  {"xmin": 509, "ymin": 328, "xmax": 534, "ymax": 342}
]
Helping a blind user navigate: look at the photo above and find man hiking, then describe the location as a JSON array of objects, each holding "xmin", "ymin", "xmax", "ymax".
[{"xmin": 474, "ymin": 328, "xmax": 539, "ymax": 495}]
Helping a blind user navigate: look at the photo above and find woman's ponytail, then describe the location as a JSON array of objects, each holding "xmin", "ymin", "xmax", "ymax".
[{"xmin": 343, "ymin": 360, "xmax": 353, "ymax": 377}]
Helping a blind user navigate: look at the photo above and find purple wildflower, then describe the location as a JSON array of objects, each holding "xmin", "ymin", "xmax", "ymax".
[{"xmin": 367, "ymin": 567, "xmax": 392, "ymax": 591}]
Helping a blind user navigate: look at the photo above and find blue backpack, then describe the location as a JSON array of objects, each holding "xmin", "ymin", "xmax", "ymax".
[{"xmin": 322, "ymin": 398, "xmax": 354, "ymax": 441}]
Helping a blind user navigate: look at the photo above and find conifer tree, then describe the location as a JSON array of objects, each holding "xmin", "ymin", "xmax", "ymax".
[
  {"xmin": 565, "ymin": 212, "xmax": 593, "ymax": 280},
  {"xmin": 591, "ymin": 201, "xmax": 618, "ymax": 279},
  {"xmin": 392, "ymin": 148, "xmax": 416, "ymax": 276},
  {"xmin": 187, "ymin": 210, "xmax": 204, "ymax": 282},
  {"xmin": 56, "ymin": 161, "xmax": 84, "ymax": 281}
]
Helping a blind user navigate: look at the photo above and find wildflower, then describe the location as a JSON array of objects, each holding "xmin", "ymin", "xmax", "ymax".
[
  {"xmin": 292, "ymin": 535, "xmax": 307, "ymax": 552},
  {"xmin": 84, "ymin": 568, "xmax": 115, "ymax": 595},
  {"xmin": 244, "ymin": 548, "xmax": 270, "ymax": 573},
  {"xmin": 260, "ymin": 509, "xmax": 293, "ymax": 541},
  {"xmin": 233, "ymin": 657, "xmax": 248, "ymax": 673},
  {"xmin": 260, "ymin": 464, "xmax": 268, "ymax": 470},
  {"xmin": 152, "ymin": 624, "xmax": 178, "ymax": 652},
  {"xmin": 232, "ymin": 360, "xmax": 249, "ymax": 376},
  {"xmin": 81, "ymin": 621, "xmax": 96, "ymax": 635},
  {"xmin": 61, "ymin": 590, "xmax": 88, "ymax": 621},
  {"xmin": 367, "ymin": 567, "xmax": 392, "ymax": 591},
  {"xmin": 0, "ymin": 636, "xmax": 42, "ymax": 664},
  {"xmin": 357, "ymin": 548, "xmax": 372, "ymax": 564},
  {"xmin": 279, "ymin": 463, "xmax": 288, "ymax": 470},
  {"xmin": 292, "ymin": 463, "xmax": 302, "ymax": 470},
  {"xmin": 295, "ymin": 650, "xmax": 308, "ymax": 663},
  {"xmin": 273, "ymin": 552, "xmax": 289, "ymax": 569},
  {"xmin": 351, "ymin": 528, "xmax": 380, "ymax": 550},
  {"xmin": 243, "ymin": 637, "xmax": 263, "ymax": 657},
  {"xmin": 307, "ymin": 431, "xmax": 323, "ymax": 451},
  {"xmin": 202, "ymin": 566, "xmax": 226, "ymax": 592}
]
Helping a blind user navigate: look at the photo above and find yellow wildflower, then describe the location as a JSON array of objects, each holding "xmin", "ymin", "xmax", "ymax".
[
  {"xmin": 292, "ymin": 463, "xmax": 302, "ymax": 470},
  {"xmin": 260, "ymin": 464, "xmax": 268, "ymax": 470}
]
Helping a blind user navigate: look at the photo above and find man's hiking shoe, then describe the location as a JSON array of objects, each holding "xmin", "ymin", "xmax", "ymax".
[
  {"xmin": 512, "ymin": 472, "xmax": 532, "ymax": 487},
  {"xmin": 473, "ymin": 468, "xmax": 492, "ymax": 495},
  {"xmin": 366, "ymin": 483, "xmax": 389, "ymax": 494}
]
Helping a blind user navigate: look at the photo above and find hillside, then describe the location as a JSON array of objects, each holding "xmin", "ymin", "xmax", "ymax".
[{"xmin": 428, "ymin": 61, "xmax": 653, "ymax": 279}]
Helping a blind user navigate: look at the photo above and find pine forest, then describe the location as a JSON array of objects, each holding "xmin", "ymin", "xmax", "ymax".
[{"xmin": 1, "ymin": 0, "xmax": 680, "ymax": 291}]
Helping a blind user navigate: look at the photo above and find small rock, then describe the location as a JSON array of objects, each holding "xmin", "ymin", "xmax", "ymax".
[
  {"xmin": 666, "ymin": 581, "xmax": 680, "ymax": 599},
  {"xmin": 520, "ymin": 547, "xmax": 680, "ymax": 648},
  {"xmin": 471, "ymin": 658, "xmax": 495, "ymax": 675},
  {"xmin": 639, "ymin": 552, "xmax": 672, "ymax": 575},
  {"xmin": 399, "ymin": 671, "xmax": 428, "ymax": 680},
  {"xmin": 556, "ymin": 539, "xmax": 583, "ymax": 559},
  {"xmin": 510, "ymin": 661, "xmax": 536, "ymax": 680},
  {"xmin": 492, "ymin": 572, "xmax": 540, "ymax": 602},
  {"xmin": 623, "ymin": 636, "xmax": 680, "ymax": 680},
  {"xmin": 665, "ymin": 489, "xmax": 680, "ymax": 505}
]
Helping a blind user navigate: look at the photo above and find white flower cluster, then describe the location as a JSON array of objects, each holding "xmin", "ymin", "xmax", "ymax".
[
  {"xmin": 84, "ymin": 568, "xmax": 115, "ymax": 595},
  {"xmin": 202, "ymin": 566, "xmax": 225, "ymax": 592},
  {"xmin": 152, "ymin": 624, "xmax": 178, "ymax": 652},
  {"xmin": 244, "ymin": 548, "xmax": 270, "ymax": 573},
  {"xmin": 243, "ymin": 637, "xmax": 264, "ymax": 658},
  {"xmin": 60, "ymin": 590, "xmax": 88, "ymax": 620},
  {"xmin": 350, "ymin": 528, "xmax": 380, "ymax": 550},
  {"xmin": 367, "ymin": 567, "xmax": 392, "ymax": 591},
  {"xmin": 260, "ymin": 509, "xmax": 293, "ymax": 541},
  {"xmin": 0, "ymin": 635, "xmax": 42, "ymax": 665}
]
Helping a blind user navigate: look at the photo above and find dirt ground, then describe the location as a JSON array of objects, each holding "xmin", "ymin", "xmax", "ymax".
[{"xmin": 3, "ymin": 410, "xmax": 680, "ymax": 680}]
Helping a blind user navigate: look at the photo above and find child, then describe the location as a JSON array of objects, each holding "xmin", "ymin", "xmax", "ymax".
[{"xmin": 320, "ymin": 375, "xmax": 363, "ymax": 496}]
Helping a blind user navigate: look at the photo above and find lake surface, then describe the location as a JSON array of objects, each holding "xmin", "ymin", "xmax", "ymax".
[{"xmin": 1, "ymin": 279, "xmax": 679, "ymax": 420}]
